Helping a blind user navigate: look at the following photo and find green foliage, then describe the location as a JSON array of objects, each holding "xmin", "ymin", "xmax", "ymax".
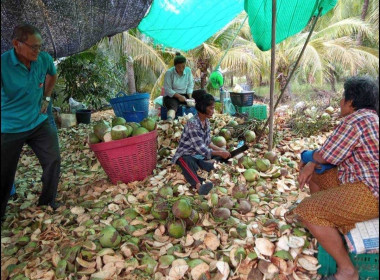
[
  {"xmin": 57, "ymin": 49, "xmax": 127, "ymax": 110},
  {"xmin": 288, "ymin": 109, "xmax": 334, "ymax": 137}
]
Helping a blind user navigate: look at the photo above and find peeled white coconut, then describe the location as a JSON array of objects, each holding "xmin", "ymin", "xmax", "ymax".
[{"xmin": 276, "ymin": 235, "xmax": 289, "ymax": 251}]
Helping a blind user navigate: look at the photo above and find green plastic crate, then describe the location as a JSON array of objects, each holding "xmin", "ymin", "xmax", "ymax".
[
  {"xmin": 235, "ymin": 104, "xmax": 267, "ymax": 120},
  {"xmin": 317, "ymin": 244, "xmax": 379, "ymax": 279}
]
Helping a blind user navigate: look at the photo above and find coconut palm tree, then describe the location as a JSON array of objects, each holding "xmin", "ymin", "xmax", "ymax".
[{"xmin": 93, "ymin": 1, "xmax": 378, "ymax": 102}]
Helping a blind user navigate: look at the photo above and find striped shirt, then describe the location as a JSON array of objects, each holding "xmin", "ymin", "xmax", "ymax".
[
  {"xmin": 318, "ymin": 109, "xmax": 379, "ymax": 198},
  {"xmin": 172, "ymin": 114, "xmax": 212, "ymax": 164}
]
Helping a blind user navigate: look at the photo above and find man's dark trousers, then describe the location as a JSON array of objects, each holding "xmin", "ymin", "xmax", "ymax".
[
  {"xmin": 176, "ymin": 155, "xmax": 215, "ymax": 187},
  {"xmin": 1, "ymin": 119, "xmax": 61, "ymax": 219}
]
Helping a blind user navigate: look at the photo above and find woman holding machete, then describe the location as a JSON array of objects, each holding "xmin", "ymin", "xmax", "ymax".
[{"xmin": 171, "ymin": 90, "xmax": 230, "ymax": 195}]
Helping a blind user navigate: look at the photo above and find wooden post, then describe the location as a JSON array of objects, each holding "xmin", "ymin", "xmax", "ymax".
[{"xmin": 268, "ymin": 0, "xmax": 276, "ymax": 151}]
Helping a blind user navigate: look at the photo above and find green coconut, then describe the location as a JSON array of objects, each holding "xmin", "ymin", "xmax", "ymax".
[
  {"xmin": 243, "ymin": 169, "xmax": 260, "ymax": 182},
  {"xmin": 112, "ymin": 117, "xmax": 127, "ymax": 127},
  {"xmin": 88, "ymin": 132, "xmax": 101, "ymax": 144},
  {"xmin": 128, "ymin": 122, "xmax": 140, "ymax": 130},
  {"xmin": 151, "ymin": 201, "xmax": 169, "ymax": 220},
  {"xmin": 111, "ymin": 218, "xmax": 128, "ymax": 231},
  {"xmin": 238, "ymin": 156, "xmax": 255, "ymax": 169},
  {"xmin": 123, "ymin": 208, "xmax": 139, "ymax": 221},
  {"xmin": 255, "ymin": 158, "xmax": 271, "ymax": 172},
  {"xmin": 132, "ymin": 126, "xmax": 149, "ymax": 136},
  {"xmin": 168, "ymin": 220, "xmax": 186, "ymax": 238},
  {"xmin": 219, "ymin": 128, "xmax": 232, "ymax": 141},
  {"xmin": 325, "ymin": 106, "xmax": 334, "ymax": 115},
  {"xmin": 184, "ymin": 209, "xmax": 199, "ymax": 228},
  {"xmin": 140, "ymin": 117, "xmax": 157, "ymax": 132},
  {"xmin": 199, "ymin": 201, "xmax": 210, "ymax": 212},
  {"xmin": 321, "ymin": 112, "xmax": 331, "ymax": 120},
  {"xmin": 172, "ymin": 199, "xmax": 192, "ymax": 219},
  {"xmin": 141, "ymin": 253, "xmax": 158, "ymax": 275},
  {"xmin": 263, "ymin": 151, "xmax": 279, "ymax": 164},
  {"xmin": 158, "ymin": 186, "xmax": 174, "ymax": 198},
  {"xmin": 158, "ymin": 148, "xmax": 171, "ymax": 157},
  {"xmin": 232, "ymin": 184, "xmax": 248, "ymax": 199},
  {"xmin": 244, "ymin": 130, "xmax": 256, "ymax": 143},
  {"xmin": 210, "ymin": 193, "xmax": 219, "ymax": 206},
  {"xmin": 93, "ymin": 121, "xmax": 111, "ymax": 141},
  {"xmin": 111, "ymin": 125, "xmax": 130, "ymax": 140},
  {"xmin": 212, "ymin": 136, "xmax": 227, "ymax": 148},
  {"xmin": 228, "ymin": 120, "xmax": 239, "ymax": 127},
  {"xmin": 99, "ymin": 226, "xmax": 121, "ymax": 248}
]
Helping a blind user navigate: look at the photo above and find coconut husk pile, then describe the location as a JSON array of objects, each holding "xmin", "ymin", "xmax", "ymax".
[{"xmin": 1, "ymin": 107, "xmax": 338, "ymax": 279}]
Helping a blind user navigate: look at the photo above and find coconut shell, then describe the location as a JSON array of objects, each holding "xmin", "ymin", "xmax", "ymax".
[
  {"xmin": 238, "ymin": 199, "xmax": 252, "ymax": 214},
  {"xmin": 213, "ymin": 208, "xmax": 231, "ymax": 221},
  {"xmin": 218, "ymin": 196, "xmax": 234, "ymax": 209}
]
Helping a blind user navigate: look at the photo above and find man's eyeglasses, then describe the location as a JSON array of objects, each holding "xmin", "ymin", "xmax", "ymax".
[{"xmin": 19, "ymin": 41, "xmax": 42, "ymax": 51}]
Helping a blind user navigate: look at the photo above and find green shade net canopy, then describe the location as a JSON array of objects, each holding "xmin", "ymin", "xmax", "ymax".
[
  {"xmin": 244, "ymin": 0, "xmax": 337, "ymax": 51},
  {"xmin": 138, "ymin": 0, "xmax": 244, "ymax": 51},
  {"xmin": 1, "ymin": 0, "xmax": 152, "ymax": 58}
]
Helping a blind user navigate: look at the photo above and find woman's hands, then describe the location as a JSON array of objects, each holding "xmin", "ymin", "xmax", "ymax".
[
  {"xmin": 298, "ymin": 162, "xmax": 317, "ymax": 190},
  {"xmin": 177, "ymin": 94, "xmax": 187, "ymax": 103},
  {"xmin": 218, "ymin": 150, "xmax": 231, "ymax": 159}
]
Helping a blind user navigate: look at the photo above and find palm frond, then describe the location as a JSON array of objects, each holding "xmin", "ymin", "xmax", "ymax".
[
  {"xmin": 313, "ymin": 17, "xmax": 374, "ymax": 40},
  {"xmin": 124, "ymin": 32, "xmax": 168, "ymax": 74}
]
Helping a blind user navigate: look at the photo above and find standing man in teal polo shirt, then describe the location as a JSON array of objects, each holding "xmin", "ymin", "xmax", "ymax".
[{"xmin": 1, "ymin": 24, "xmax": 61, "ymax": 220}]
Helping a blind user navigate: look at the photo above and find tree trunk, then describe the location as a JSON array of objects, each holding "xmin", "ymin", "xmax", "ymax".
[
  {"xmin": 198, "ymin": 58, "xmax": 209, "ymax": 89},
  {"xmin": 126, "ymin": 56, "xmax": 136, "ymax": 94},
  {"xmin": 329, "ymin": 68, "xmax": 336, "ymax": 92},
  {"xmin": 230, "ymin": 76, "xmax": 234, "ymax": 87},
  {"xmin": 277, "ymin": 72, "xmax": 292, "ymax": 103},
  {"xmin": 357, "ymin": 0, "xmax": 369, "ymax": 45},
  {"xmin": 246, "ymin": 75, "xmax": 254, "ymax": 89}
]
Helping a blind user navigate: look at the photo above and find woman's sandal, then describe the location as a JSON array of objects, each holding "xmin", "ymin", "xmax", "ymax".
[{"xmin": 198, "ymin": 182, "xmax": 213, "ymax": 195}]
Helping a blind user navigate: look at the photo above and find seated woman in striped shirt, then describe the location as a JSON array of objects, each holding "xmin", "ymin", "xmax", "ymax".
[
  {"xmin": 172, "ymin": 91, "xmax": 230, "ymax": 195},
  {"xmin": 289, "ymin": 76, "xmax": 379, "ymax": 280}
]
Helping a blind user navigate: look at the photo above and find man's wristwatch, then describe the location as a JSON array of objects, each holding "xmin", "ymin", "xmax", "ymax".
[{"xmin": 43, "ymin": 96, "xmax": 51, "ymax": 102}]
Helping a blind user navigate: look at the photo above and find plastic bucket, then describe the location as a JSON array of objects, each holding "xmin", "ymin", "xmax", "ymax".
[
  {"xmin": 76, "ymin": 109, "xmax": 92, "ymax": 124},
  {"xmin": 122, "ymin": 111, "xmax": 145, "ymax": 123}
]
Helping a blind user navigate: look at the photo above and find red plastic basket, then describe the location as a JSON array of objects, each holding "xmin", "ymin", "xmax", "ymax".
[{"xmin": 90, "ymin": 130, "xmax": 157, "ymax": 184}]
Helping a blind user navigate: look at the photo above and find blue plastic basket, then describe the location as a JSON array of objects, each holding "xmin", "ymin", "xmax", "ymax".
[
  {"xmin": 110, "ymin": 92, "xmax": 150, "ymax": 118},
  {"xmin": 122, "ymin": 111, "xmax": 145, "ymax": 123},
  {"xmin": 161, "ymin": 105, "xmax": 197, "ymax": 120}
]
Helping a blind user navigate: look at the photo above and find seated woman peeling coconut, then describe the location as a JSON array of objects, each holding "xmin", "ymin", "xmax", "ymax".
[
  {"xmin": 287, "ymin": 76, "xmax": 379, "ymax": 280},
  {"xmin": 172, "ymin": 90, "xmax": 231, "ymax": 195}
]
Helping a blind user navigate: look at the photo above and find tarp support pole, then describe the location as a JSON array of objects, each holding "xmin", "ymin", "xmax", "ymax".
[
  {"xmin": 268, "ymin": 0, "xmax": 276, "ymax": 151},
  {"xmin": 255, "ymin": 7, "xmax": 323, "ymax": 145}
]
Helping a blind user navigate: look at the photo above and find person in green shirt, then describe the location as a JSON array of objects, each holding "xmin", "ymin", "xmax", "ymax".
[
  {"xmin": 1, "ymin": 24, "xmax": 61, "ymax": 220},
  {"xmin": 163, "ymin": 52, "xmax": 194, "ymax": 120}
]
